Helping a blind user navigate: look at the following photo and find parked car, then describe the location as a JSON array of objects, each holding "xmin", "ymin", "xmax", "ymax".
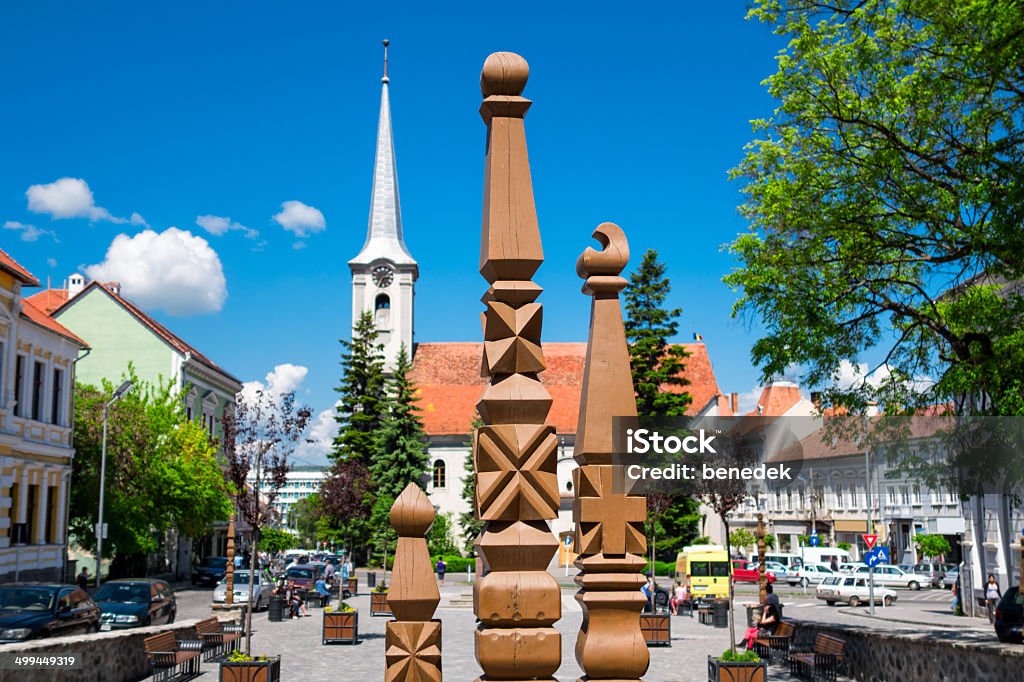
[
  {"xmin": 912, "ymin": 562, "xmax": 954, "ymax": 588},
  {"xmin": 0, "ymin": 584, "xmax": 100, "ymax": 642},
  {"xmin": 192, "ymin": 556, "xmax": 229, "ymax": 586},
  {"xmin": 95, "ymin": 579, "xmax": 176, "ymax": 630},
  {"xmin": 816, "ymin": 575, "xmax": 898, "ymax": 607},
  {"xmin": 994, "ymin": 586, "xmax": 1023, "ymax": 643},
  {"xmin": 789, "ymin": 563, "xmax": 835, "ymax": 587},
  {"xmin": 852, "ymin": 564, "xmax": 922, "ymax": 590},
  {"xmin": 752, "ymin": 561, "xmax": 790, "ymax": 582},
  {"xmin": 284, "ymin": 565, "xmax": 321, "ymax": 593},
  {"xmin": 731, "ymin": 559, "xmax": 777, "ymax": 584},
  {"xmin": 942, "ymin": 566, "xmax": 959, "ymax": 589},
  {"xmin": 213, "ymin": 571, "xmax": 269, "ymax": 610},
  {"xmin": 837, "ymin": 562, "xmax": 865, "ymax": 574}
]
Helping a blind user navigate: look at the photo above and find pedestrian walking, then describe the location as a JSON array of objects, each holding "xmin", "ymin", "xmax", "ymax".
[
  {"xmin": 77, "ymin": 567, "xmax": 90, "ymax": 590},
  {"xmin": 985, "ymin": 574, "xmax": 1002, "ymax": 623},
  {"xmin": 436, "ymin": 558, "xmax": 447, "ymax": 585}
]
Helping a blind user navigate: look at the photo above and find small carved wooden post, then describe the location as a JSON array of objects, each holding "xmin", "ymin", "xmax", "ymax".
[
  {"xmin": 757, "ymin": 513, "xmax": 767, "ymax": 604},
  {"xmin": 387, "ymin": 483, "xmax": 442, "ymax": 682},
  {"xmin": 473, "ymin": 51, "xmax": 562, "ymax": 682},
  {"xmin": 573, "ymin": 223, "xmax": 649, "ymax": 682},
  {"xmin": 226, "ymin": 512, "xmax": 236, "ymax": 606}
]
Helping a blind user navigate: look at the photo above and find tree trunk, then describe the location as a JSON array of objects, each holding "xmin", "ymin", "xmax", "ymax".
[
  {"xmin": 723, "ymin": 515, "xmax": 736, "ymax": 656},
  {"xmin": 245, "ymin": 525, "xmax": 259, "ymax": 655}
]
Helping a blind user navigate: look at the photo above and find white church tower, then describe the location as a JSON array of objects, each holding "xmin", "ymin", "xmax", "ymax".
[{"xmin": 349, "ymin": 40, "xmax": 417, "ymax": 371}]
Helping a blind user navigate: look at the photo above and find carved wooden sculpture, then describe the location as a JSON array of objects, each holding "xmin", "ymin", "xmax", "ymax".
[
  {"xmin": 573, "ymin": 223, "xmax": 650, "ymax": 681},
  {"xmin": 473, "ymin": 51, "xmax": 561, "ymax": 682},
  {"xmin": 757, "ymin": 513, "xmax": 768, "ymax": 604},
  {"xmin": 387, "ymin": 483, "xmax": 442, "ymax": 682}
]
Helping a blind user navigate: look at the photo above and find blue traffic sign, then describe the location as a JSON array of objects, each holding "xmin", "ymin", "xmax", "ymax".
[
  {"xmin": 809, "ymin": 535, "xmax": 819, "ymax": 547},
  {"xmin": 875, "ymin": 546, "xmax": 890, "ymax": 563}
]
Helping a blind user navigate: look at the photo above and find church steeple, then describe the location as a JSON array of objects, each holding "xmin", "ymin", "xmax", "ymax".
[{"xmin": 349, "ymin": 40, "xmax": 418, "ymax": 371}]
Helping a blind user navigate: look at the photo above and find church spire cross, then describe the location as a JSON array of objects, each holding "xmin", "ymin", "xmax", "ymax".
[{"xmin": 382, "ymin": 38, "xmax": 390, "ymax": 82}]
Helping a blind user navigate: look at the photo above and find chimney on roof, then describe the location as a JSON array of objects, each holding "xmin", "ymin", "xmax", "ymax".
[
  {"xmin": 730, "ymin": 392, "xmax": 738, "ymax": 414},
  {"xmin": 865, "ymin": 401, "xmax": 879, "ymax": 417},
  {"xmin": 68, "ymin": 273, "xmax": 86, "ymax": 298},
  {"xmin": 105, "ymin": 281, "xmax": 121, "ymax": 295}
]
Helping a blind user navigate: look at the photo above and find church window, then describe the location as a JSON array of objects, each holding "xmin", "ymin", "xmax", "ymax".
[
  {"xmin": 375, "ymin": 294, "xmax": 391, "ymax": 327},
  {"xmin": 432, "ymin": 459, "xmax": 446, "ymax": 489}
]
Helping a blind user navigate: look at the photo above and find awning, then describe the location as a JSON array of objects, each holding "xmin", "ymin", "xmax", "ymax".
[{"xmin": 833, "ymin": 519, "xmax": 869, "ymax": 533}]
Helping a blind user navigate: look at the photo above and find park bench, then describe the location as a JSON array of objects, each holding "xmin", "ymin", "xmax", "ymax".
[
  {"xmin": 753, "ymin": 620, "xmax": 795, "ymax": 664},
  {"xmin": 698, "ymin": 605, "xmax": 714, "ymax": 625},
  {"xmin": 789, "ymin": 632, "xmax": 846, "ymax": 682},
  {"xmin": 143, "ymin": 630, "xmax": 202, "ymax": 682},
  {"xmin": 194, "ymin": 616, "xmax": 243, "ymax": 661}
]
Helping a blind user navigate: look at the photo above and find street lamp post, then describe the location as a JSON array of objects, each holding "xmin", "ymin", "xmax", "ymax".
[{"xmin": 95, "ymin": 379, "xmax": 134, "ymax": 589}]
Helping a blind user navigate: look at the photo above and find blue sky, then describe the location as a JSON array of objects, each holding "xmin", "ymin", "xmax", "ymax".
[{"xmin": 2, "ymin": 1, "xmax": 802, "ymax": 464}]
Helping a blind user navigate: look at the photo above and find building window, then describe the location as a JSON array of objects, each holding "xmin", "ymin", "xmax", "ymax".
[
  {"xmin": 31, "ymin": 361, "xmax": 44, "ymax": 421},
  {"xmin": 0, "ymin": 341, "xmax": 5, "ymax": 397},
  {"xmin": 432, "ymin": 459, "xmax": 446, "ymax": 489},
  {"xmin": 46, "ymin": 486, "xmax": 58, "ymax": 544},
  {"xmin": 14, "ymin": 355, "xmax": 25, "ymax": 416},
  {"xmin": 26, "ymin": 484, "xmax": 39, "ymax": 544},
  {"xmin": 375, "ymin": 294, "xmax": 391, "ymax": 327},
  {"xmin": 51, "ymin": 368, "xmax": 63, "ymax": 425}
]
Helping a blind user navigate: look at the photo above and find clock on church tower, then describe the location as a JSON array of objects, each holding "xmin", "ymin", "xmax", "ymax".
[{"xmin": 372, "ymin": 264, "xmax": 394, "ymax": 288}]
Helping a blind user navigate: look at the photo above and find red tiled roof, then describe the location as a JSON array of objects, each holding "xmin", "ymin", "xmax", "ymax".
[
  {"xmin": 771, "ymin": 416, "xmax": 950, "ymax": 462},
  {"xmin": 25, "ymin": 288, "xmax": 69, "ymax": 315},
  {"xmin": 0, "ymin": 248, "xmax": 40, "ymax": 286},
  {"xmin": 20, "ymin": 299, "xmax": 88, "ymax": 347},
  {"xmin": 746, "ymin": 383, "xmax": 804, "ymax": 416},
  {"xmin": 410, "ymin": 341, "xmax": 724, "ymax": 436},
  {"xmin": 39, "ymin": 283, "xmax": 240, "ymax": 386}
]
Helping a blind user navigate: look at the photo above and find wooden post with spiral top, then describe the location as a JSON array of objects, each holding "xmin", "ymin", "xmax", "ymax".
[
  {"xmin": 473, "ymin": 51, "xmax": 562, "ymax": 682},
  {"xmin": 386, "ymin": 483, "xmax": 442, "ymax": 682},
  {"xmin": 573, "ymin": 223, "xmax": 650, "ymax": 682}
]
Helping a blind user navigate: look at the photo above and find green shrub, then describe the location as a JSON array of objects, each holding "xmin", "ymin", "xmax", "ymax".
[
  {"xmin": 431, "ymin": 555, "xmax": 475, "ymax": 573},
  {"xmin": 719, "ymin": 648, "xmax": 760, "ymax": 662},
  {"xmin": 646, "ymin": 560, "xmax": 677, "ymax": 578}
]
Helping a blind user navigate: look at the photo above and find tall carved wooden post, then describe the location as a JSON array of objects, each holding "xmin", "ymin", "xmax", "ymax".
[
  {"xmin": 757, "ymin": 513, "xmax": 767, "ymax": 604},
  {"xmin": 226, "ymin": 512, "xmax": 236, "ymax": 606},
  {"xmin": 573, "ymin": 223, "xmax": 649, "ymax": 682},
  {"xmin": 473, "ymin": 51, "xmax": 562, "ymax": 682},
  {"xmin": 387, "ymin": 483, "xmax": 442, "ymax": 682}
]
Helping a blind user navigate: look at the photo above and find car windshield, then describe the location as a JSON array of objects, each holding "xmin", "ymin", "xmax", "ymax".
[
  {"xmin": 0, "ymin": 587, "xmax": 56, "ymax": 612},
  {"xmin": 201, "ymin": 557, "xmax": 228, "ymax": 568},
  {"xmin": 287, "ymin": 568, "xmax": 314, "ymax": 580},
  {"xmin": 94, "ymin": 583, "xmax": 150, "ymax": 603},
  {"xmin": 221, "ymin": 572, "xmax": 260, "ymax": 585}
]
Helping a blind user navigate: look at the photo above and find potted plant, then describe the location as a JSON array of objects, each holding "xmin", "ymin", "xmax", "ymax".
[
  {"xmin": 370, "ymin": 581, "xmax": 391, "ymax": 617},
  {"xmin": 220, "ymin": 650, "xmax": 281, "ymax": 682},
  {"xmin": 322, "ymin": 601, "xmax": 359, "ymax": 645},
  {"xmin": 707, "ymin": 648, "xmax": 767, "ymax": 682},
  {"xmin": 639, "ymin": 609, "xmax": 671, "ymax": 646}
]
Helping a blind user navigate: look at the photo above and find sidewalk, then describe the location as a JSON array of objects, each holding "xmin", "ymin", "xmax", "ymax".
[{"xmin": 837, "ymin": 604, "xmax": 992, "ymax": 631}]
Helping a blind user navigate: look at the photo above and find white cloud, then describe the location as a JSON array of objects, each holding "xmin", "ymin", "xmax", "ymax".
[
  {"xmin": 239, "ymin": 366, "xmax": 335, "ymax": 465},
  {"xmin": 831, "ymin": 360, "xmax": 934, "ymax": 395},
  {"xmin": 735, "ymin": 386, "xmax": 763, "ymax": 415},
  {"xmin": 26, "ymin": 177, "xmax": 126, "ymax": 223},
  {"xmin": 196, "ymin": 214, "xmax": 258, "ymax": 239},
  {"xmin": 292, "ymin": 241, "xmax": 306, "ymax": 250},
  {"xmin": 292, "ymin": 403, "xmax": 340, "ymax": 466},
  {"xmin": 3, "ymin": 220, "xmax": 57, "ymax": 243},
  {"xmin": 47, "ymin": 257, "xmax": 58, "ymax": 268},
  {"xmin": 240, "ymin": 363, "xmax": 310, "ymax": 404},
  {"xmin": 272, "ymin": 200, "xmax": 325, "ymax": 238},
  {"xmin": 84, "ymin": 227, "xmax": 227, "ymax": 316},
  {"xmin": 130, "ymin": 212, "xmax": 149, "ymax": 227}
]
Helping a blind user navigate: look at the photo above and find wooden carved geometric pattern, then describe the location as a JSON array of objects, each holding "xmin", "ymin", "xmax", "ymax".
[
  {"xmin": 385, "ymin": 621, "xmax": 442, "ymax": 682},
  {"xmin": 573, "ymin": 465, "xmax": 646, "ymax": 556},
  {"xmin": 475, "ymin": 424, "xmax": 559, "ymax": 521},
  {"xmin": 572, "ymin": 223, "xmax": 649, "ymax": 681},
  {"xmin": 386, "ymin": 483, "xmax": 442, "ymax": 681},
  {"xmin": 473, "ymin": 50, "xmax": 560, "ymax": 682}
]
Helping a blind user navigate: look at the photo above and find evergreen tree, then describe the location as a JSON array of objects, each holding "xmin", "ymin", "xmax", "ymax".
[
  {"xmin": 332, "ymin": 311, "xmax": 386, "ymax": 463},
  {"xmin": 458, "ymin": 414, "xmax": 485, "ymax": 554},
  {"xmin": 624, "ymin": 249, "xmax": 692, "ymax": 417},
  {"xmin": 371, "ymin": 345, "xmax": 430, "ymax": 499}
]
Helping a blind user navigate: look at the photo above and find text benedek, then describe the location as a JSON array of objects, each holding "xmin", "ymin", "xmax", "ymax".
[{"xmin": 624, "ymin": 428, "xmax": 792, "ymax": 481}]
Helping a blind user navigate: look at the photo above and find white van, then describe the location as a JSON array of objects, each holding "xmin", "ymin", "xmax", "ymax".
[
  {"xmin": 749, "ymin": 552, "xmax": 803, "ymax": 569},
  {"xmin": 800, "ymin": 547, "xmax": 851, "ymax": 567}
]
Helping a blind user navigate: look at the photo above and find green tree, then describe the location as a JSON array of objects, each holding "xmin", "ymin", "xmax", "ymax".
[
  {"xmin": 69, "ymin": 376, "xmax": 231, "ymax": 576},
  {"xmin": 289, "ymin": 494, "xmax": 320, "ymax": 548},
  {"xmin": 369, "ymin": 494, "xmax": 397, "ymax": 574},
  {"xmin": 915, "ymin": 534, "xmax": 952, "ymax": 560},
  {"xmin": 332, "ymin": 311, "xmax": 387, "ymax": 463},
  {"xmin": 258, "ymin": 528, "xmax": 296, "ymax": 554},
  {"xmin": 729, "ymin": 528, "xmax": 757, "ymax": 555},
  {"xmin": 427, "ymin": 512, "xmax": 459, "ymax": 558},
  {"xmin": 727, "ymin": 0, "xmax": 1024, "ymax": 416},
  {"xmin": 624, "ymin": 249, "xmax": 692, "ymax": 417},
  {"xmin": 459, "ymin": 415, "xmax": 485, "ymax": 554},
  {"xmin": 371, "ymin": 345, "xmax": 430, "ymax": 499}
]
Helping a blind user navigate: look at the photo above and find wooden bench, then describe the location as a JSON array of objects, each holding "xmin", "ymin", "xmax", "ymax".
[
  {"xmin": 789, "ymin": 632, "xmax": 846, "ymax": 682},
  {"xmin": 754, "ymin": 620, "xmax": 795, "ymax": 664},
  {"xmin": 194, "ymin": 616, "xmax": 243, "ymax": 661},
  {"xmin": 143, "ymin": 631, "xmax": 202, "ymax": 682}
]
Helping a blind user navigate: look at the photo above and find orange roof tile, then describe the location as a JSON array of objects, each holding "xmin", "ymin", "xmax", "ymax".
[
  {"xmin": 0, "ymin": 248, "xmax": 40, "ymax": 286},
  {"xmin": 25, "ymin": 288, "xmax": 69, "ymax": 315},
  {"xmin": 410, "ymin": 341, "xmax": 724, "ymax": 436},
  {"xmin": 20, "ymin": 299, "xmax": 88, "ymax": 347},
  {"xmin": 746, "ymin": 382, "xmax": 804, "ymax": 416}
]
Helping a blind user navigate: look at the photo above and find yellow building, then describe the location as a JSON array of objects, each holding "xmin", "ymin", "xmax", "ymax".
[{"xmin": 0, "ymin": 248, "xmax": 87, "ymax": 583}]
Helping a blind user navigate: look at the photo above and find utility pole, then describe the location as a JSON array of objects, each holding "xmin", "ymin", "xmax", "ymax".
[
  {"xmin": 95, "ymin": 379, "xmax": 133, "ymax": 589},
  {"xmin": 866, "ymin": 445, "xmax": 875, "ymax": 616}
]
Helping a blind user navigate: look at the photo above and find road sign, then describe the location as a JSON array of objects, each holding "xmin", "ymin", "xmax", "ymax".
[
  {"xmin": 564, "ymin": 535, "xmax": 573, "ymax": 547},
  {"xmin": 863, "ymin": 534, "xmax": 878, "ymax": 550},
  {"xmin": 875, "ymin": 546, "xmax": 890, "ymax": 564},
  {"xmin": 809, "ymin": 535, "xmax": 819, "ymax": 547},
  {"xmin": 864, "ymin": 548, "xmax": 882, "ymax": 568}
]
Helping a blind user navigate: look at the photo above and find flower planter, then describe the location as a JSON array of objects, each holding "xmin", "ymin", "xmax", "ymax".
[
  {"xmin": 706, "ymin": 656, "xmax": 767, "ymax": 682},
  {"xmin": 219, "ymin": 656, "xmax": 281, "ymax": 682},
  {"xmin": 347, "ymin": 576, "xmax": 358, "ymax": 596},
  {"xmin": 370, "ymin": 591, "xmax": 392, "ymax": 617},
  {"xmin": 322, "ymin": 610, "xmax": 359, "ymax": 645},
  {"xmin": 639, "ymin": 613, "xmax": 671, "ymax": 647}
]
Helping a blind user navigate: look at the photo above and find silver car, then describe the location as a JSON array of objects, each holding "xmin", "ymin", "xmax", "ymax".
[{"xmin": 213, "ymin": 571, "xmax": 268, "ymax": 610}]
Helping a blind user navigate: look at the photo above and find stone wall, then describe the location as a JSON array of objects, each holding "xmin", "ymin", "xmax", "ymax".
[
  {"xmin": 0, "ymin": 619, "xmax": 203, "ymax": 682},
  {"xmin": 791, "ymin": 618, "xmax": 1024, "ymax": 682}
]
